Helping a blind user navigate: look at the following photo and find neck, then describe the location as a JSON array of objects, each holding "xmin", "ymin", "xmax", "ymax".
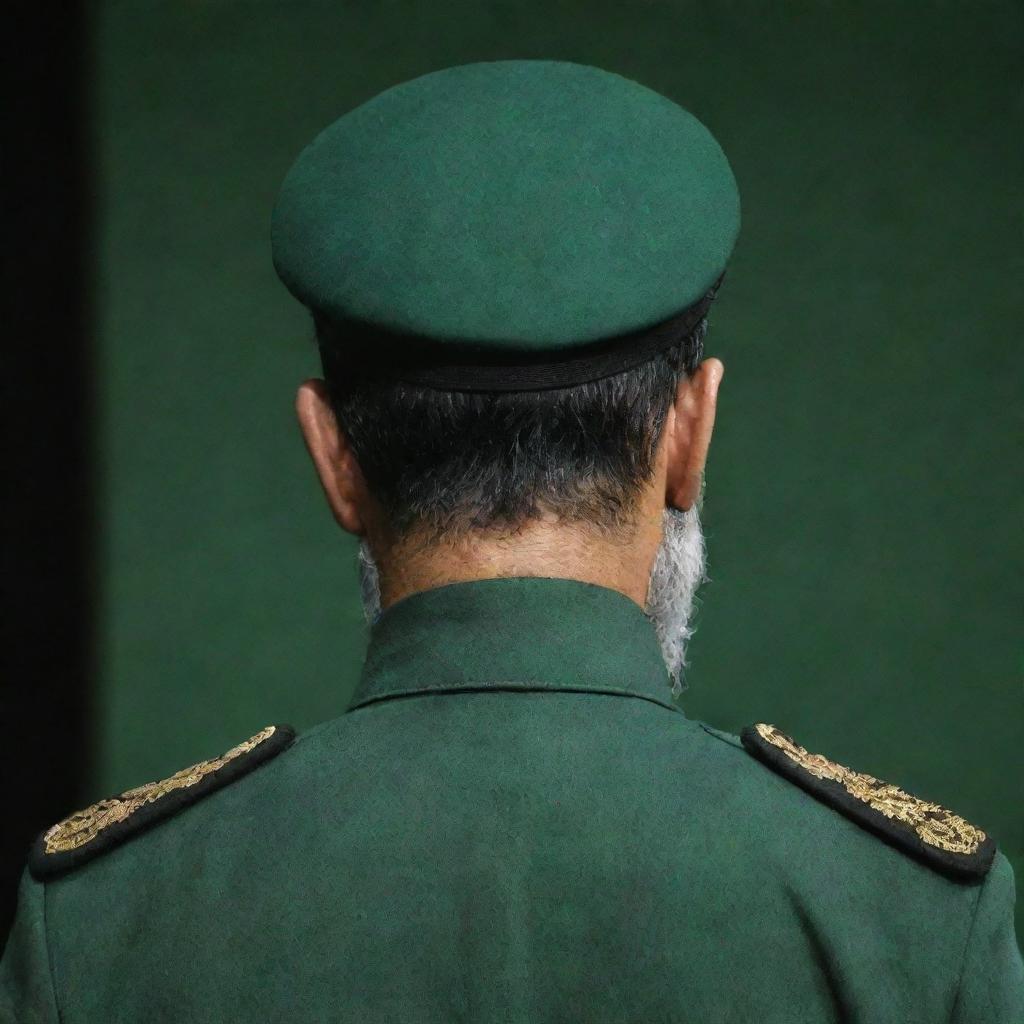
[{"xmin": 372, "ymin": 514, "xmax": 663, "ymax": 612}]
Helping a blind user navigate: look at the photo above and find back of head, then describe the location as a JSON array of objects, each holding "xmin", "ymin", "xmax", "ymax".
[
  {"xmin": 315, "ymin": 312, "xmax": 709, "ymax": 543},
  {"xmin": 272, "ymin": 60, "xmax": 740, "ymax": 544}
]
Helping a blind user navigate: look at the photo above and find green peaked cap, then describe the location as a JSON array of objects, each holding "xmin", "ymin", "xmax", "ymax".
[{"xmin": 272, "ymin": 60, "xmax": 740, "ymax": 390}]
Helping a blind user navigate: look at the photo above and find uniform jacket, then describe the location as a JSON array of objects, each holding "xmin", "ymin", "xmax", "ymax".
[{"xmin": 2, "ymin": 576, "xmax": 1022, "ymax": 1022}]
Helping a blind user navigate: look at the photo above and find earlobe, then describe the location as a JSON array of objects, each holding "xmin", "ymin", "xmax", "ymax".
[{"xmin": 294, "ymin": 379, "xmax": 367, "ymax": 536}]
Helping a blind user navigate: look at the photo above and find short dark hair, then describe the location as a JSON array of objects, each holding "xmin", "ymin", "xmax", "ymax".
[{"xmin": 313, "ymin": 303, "xmax": 710, "ymax": 542}]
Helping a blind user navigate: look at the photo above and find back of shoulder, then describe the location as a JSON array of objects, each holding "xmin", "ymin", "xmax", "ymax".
[
  {"xmin": 30, "ymin": 724, "xmax": 296, "ymax": 881},
  {"xmin": 697, "ymin": 719, "xmax": 997, "ymax": 883}
]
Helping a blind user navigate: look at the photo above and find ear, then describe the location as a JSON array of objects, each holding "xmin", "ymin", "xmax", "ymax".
[
  {"xmin": 294, "ymin": 379, "xmax": 368, "ymax": 536},
  {"xmin": 664, "ymin": 358, "xmax": 724, "ymax": 511}
]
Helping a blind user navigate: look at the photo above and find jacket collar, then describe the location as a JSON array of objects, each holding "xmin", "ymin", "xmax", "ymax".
[{"xmin": 346, "ymin": 576, "xmax": 681, "ymax": 715}]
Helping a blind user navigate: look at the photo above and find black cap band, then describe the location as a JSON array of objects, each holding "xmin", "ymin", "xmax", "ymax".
[{"xmin": 318, "ymin": 272, "xmax": 724, "ymax": 393}]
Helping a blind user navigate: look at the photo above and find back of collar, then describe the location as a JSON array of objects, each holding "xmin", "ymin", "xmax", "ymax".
[{"xmin": 347, "ymin": 576, "xmax": 679, "ymax": 714}]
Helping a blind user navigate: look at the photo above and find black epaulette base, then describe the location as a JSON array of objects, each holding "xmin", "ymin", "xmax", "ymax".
[
  {"xmin": 30, "ymin": 725, "xmax": 294, "ymax": 881},
  {"xmin": 741, "ymin": 723, "xmax": 995, "ymax": 881}
]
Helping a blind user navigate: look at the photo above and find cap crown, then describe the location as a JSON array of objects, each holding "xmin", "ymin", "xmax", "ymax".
[{"xmin": 272, "ymin": 60, "xmax": 740, "ymax": 352}]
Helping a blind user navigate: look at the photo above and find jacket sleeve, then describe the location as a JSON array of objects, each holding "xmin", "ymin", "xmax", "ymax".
[
  {"xmin": 950, "ymin": 851, "xmax": 1024, "ymax": 1023},
  {"xmin": 0, "ymin": 871, "xmax": 60, "ymax": 1024}
]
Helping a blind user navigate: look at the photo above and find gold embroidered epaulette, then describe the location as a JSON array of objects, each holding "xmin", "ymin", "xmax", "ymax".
[
  {"xmin": 741, "ymin": 723, "xmax": 995, "ymax": 880},
  {"xmin": 30, "ymin": 725, "xmax": 294, "ymax": 880}
]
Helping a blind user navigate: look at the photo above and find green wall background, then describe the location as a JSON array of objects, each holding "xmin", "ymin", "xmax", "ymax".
[{"xmin": 95, "ymin": 1, "xmax": 1022, "ymax": 937}]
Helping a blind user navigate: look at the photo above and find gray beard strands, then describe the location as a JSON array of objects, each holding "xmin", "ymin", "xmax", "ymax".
[
  {"xmin": 358, "ymin": 540, "xmax": 381, "ymax": 624},
  {"xmin": 644, "ymin": 504, "xmax": 708, "ymax": 697},
  {"xmin": 357, "ymin": 504, "xmax": 707, "ymax": 699}
]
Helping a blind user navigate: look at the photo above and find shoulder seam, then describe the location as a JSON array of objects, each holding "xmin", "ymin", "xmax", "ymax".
[
  {"xmin": 946, "ymin": 863, "xmax": 995, "ymax": 1022},
  {"xmin": 41, "ymin": 880, "xmax": 64, "ymax": 1023},
  {"xmin": 698, "ymin": 721, "xmax": 743, "ymax": 749}
]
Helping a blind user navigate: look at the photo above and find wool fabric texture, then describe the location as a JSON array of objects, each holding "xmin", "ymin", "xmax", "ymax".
[
  {"xmin": 2, "ymin": 578, "xmax": 1022, "ymax": 1022},
  {"xmin": 271, "ymin": 61, "xmax": 740, "ymax": 376}
]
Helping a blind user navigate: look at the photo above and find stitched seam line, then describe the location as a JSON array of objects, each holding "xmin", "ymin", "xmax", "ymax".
[
  {"xmin": 347, "ymin": 682, "xmax": 680, "ymax": 715},
  {"xmin": 41, "ymin": 882, "xmax": 64, "ymax": 1024},
  {"xmin": 698, "ymin": 721, "xmax": 743, "ymax": 749},
  {"xmin": 946, "ymin": 872, "xmax": 990, "ymax": 1022}
]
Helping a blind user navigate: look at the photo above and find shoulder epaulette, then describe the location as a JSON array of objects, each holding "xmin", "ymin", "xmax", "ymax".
[
  {"xmin": 741, "ymin": 722, "xmax": 995, "ymax": 880},
  {"xmin": 30, "ymin": 724, "xmax": 295, "ymax": 881}
]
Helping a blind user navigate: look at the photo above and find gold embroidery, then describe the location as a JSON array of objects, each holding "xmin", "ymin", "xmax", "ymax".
[
  {"xmin": 43, "ymin": 726, "xmax": 277, "ymax": 856},
  {"xmin": 755, "ymin": 723, "xmax": 985, "ymax": 856}
]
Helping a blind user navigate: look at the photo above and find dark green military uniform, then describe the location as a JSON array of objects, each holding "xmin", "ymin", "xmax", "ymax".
[
  {"xmin": 4, "ymin": 60, "xmax": 1021, "ymax": 1021},
  {"xmin": 2, "ymin": 579, "xmax": 1022, "ymax": 1021}
]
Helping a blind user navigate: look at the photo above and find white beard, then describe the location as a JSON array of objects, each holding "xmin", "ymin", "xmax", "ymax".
[
  {"xmin": 643, "ymin": 504, "xmax": 707, "ymax": 697},
  {"xmin": 357, "ymin": 502, "xmax": 707, "ymax": 698},
  {"xmin": 357, "ymin": 539, "xmax": 382, "ymax": 625}
]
